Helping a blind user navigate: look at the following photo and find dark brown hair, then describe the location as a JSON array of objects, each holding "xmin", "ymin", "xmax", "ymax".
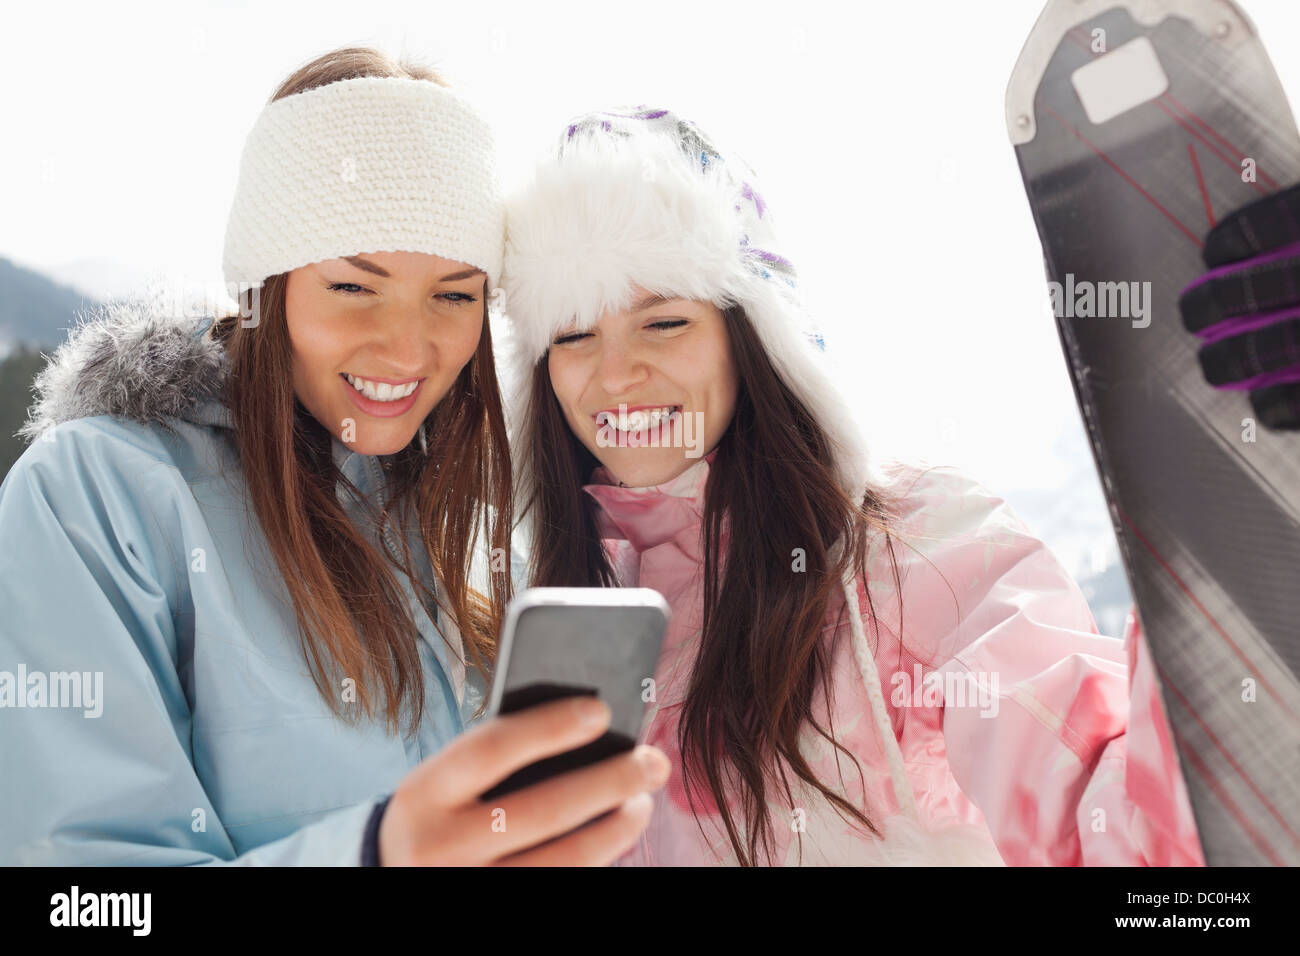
[
  {"xmin": 211, "ymin": 47, "xmax": 511, "ymax": 737},
  {"xmin": 520, "ymin": 302, "xmax": 905, "ymax": 865}
]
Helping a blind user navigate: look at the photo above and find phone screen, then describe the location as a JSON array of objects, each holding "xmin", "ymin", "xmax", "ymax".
[{"xmin": 480, "ymin": 590, "xmax": 668, "ymax": 801}]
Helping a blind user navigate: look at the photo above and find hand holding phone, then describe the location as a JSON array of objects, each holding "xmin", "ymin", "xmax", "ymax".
[
  {"xmin": 480, "ymin": 587, "xmax": 670, "ymax": 799},
  {"xmin": 378, "ymin": 695, "xmax": 670, "ymax": 866},
  {"xmin": 376, "ymin": 587, "xmax": 672, "ymax": 865}
]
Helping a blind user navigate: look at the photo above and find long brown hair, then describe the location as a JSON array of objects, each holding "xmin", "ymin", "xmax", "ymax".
[
  {"xmin": 521, "ymin": 303, "xmax": 906, "ymax": 865},
  {"xmin": 211, "ymin": 47, "xmax": 511, "ymax": 738}
]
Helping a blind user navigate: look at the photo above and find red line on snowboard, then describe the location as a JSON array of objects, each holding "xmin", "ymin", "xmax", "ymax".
[
  {"xmin": 1188, "ymin": 143, "xmax": 1216, "ymax": 227},
  {"xmin": 1170, "ymin": 722, "xmax": 1286, "ymax": 864},
  {"xmin": 1043, "ymin": 105, "xmax": 1203, "ymax": 247},
  {"xmin": 1156, "ymin": 97, "xmax": 1270, "ymax": 199},
  {"xmin": 1118, "ymin": 509, "xmax": 1298, "ymax": 723},
  {"xmin": 1064, "ymin": 27, "xmax": 1280, "ymax": 193},
  {"xmin": 1163, "ymin": 91, "xmax": 1281, "ymax": 191},
  {"xmin": 1119, "ymin": 508, "xmax": 1300, "ymax": 850},
  {"xmin": 1156, "ymin": 657, "xmax": 1300, "ymax": 852}
]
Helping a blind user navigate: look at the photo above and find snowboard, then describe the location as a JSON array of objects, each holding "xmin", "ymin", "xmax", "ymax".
[{"xmin": 1008, "ymin": 0, "xmax": 1300, "ymax": 865}]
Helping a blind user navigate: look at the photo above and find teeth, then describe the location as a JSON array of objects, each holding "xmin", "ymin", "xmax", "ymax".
[
  {"xmin": 344, "ymin": 374, "xmax": 418, "ymax": 402},
  {"xmin": 611, "ymin": 406, "xmax": 679, "ymax": 430}
]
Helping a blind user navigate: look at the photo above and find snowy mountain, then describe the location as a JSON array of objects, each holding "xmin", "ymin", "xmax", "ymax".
[
  {"xmin": 0, "ymin": 257, "xmax": 100, "ymax": 354},
  {"xmin": 35, "ymin": 257, "xmax": 156, "ymax": 305}
]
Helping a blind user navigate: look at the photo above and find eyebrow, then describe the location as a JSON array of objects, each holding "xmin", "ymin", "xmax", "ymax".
[
  {"xmin": 344, "ymin": 256, "xmax": 390, "ymax": 277},
  {"xmin": 631, "ymin": 292, "xmax": 681, "ymax": 312},
  {"xmin": 342, "ymin": 257, "xmax": 486, "ymax": 283}
]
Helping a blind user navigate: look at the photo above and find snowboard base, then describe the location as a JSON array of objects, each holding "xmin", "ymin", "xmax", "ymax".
[{"xmin": 1009, "ymin": 0, "xmax": 1300, "ymax": 865}]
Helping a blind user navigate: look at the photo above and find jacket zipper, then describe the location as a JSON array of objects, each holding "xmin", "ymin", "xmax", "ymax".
[
  {"xmin": 368, "ymin": 456, "xmax": 402, "ymax": 562},
  {"xmin": 368, "ymin": 456, "xmax": 462, "ymax": 737}
]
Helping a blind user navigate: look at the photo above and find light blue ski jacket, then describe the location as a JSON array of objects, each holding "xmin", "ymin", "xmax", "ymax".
[{"xmin": 0, "ymin": 304, "xmax": 501, "ymax": 865}]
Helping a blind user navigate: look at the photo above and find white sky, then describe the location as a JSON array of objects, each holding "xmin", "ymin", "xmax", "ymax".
[{"xmin": 3, "ymin": 0, "xmax": 1299, "ymax": 501}]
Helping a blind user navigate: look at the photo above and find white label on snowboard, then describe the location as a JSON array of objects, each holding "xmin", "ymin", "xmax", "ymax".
[{"xmin": 1070, "ymin": 35, "xmax": 1169, "ymax": 125}]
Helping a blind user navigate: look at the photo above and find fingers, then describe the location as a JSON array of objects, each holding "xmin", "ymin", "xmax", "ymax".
[
  {"xmin": 1178, "ymin": 185, "xmax": 1300, "ymax": 429},
  {"xmin": 491, "ymin": 792, "xmax": 656, "ymax": 867},
  {"xmin": 411, "ymin": 696, "xmax": 612, "ymax": 808},
  {"xmin": 1250, "ymin": 382, "xmax": 1300, "ymax": 430},
  {"xmin": 1202, "ymin": 181, "xmax": 1300, "ymax": 267},
  {"xmin": 1178, "ymin": 253, "xmax": 1300, "ymax": 335},
  {"xmin": 496, "ymin": 744, "xmax": 670, "ymax": 842},
  {"xmin": 470, "ymin": 745, "xmax": 670, "ymax": 860}
]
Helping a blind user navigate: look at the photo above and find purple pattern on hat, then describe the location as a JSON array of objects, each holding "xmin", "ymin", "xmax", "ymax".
[
  {"xmin": 561, "ymin": 105, "xmax": 802, "ymax": 295},
  {"xmin": 748, "ymin": 247, "xmax": 793, "ymax": 270},
  {"xmin": 566, "ymin": 117, "xmax": 615, "ymax": 141},
  {"xmin": 592, "ymin": 107, "xmax": 669, "ymax": 121}
]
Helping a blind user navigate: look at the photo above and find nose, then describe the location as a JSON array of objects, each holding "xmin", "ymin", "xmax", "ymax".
[
  {"xmin": 372, "ymin": 302, "xmax": 436, "ymax": 377},
  {"xmin": 594, "ymin": 338, "xmax": 649, "ymax": 397}
]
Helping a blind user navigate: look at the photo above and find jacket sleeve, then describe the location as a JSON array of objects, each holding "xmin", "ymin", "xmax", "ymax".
[
  {"xmin": 894, "ymin": 466, "xmax": 1206, "ymax": 866},
  {"xmin": 0, "ymin": 423, "xmax": 381, "ymax": 866}
]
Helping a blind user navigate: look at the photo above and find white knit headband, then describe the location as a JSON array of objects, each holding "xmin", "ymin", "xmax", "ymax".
[{"xmin": 222, "ymin": 75, "xmax": 504, "ymax": 290}]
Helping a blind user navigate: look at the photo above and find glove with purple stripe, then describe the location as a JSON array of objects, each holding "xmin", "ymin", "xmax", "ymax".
[{"xmin": 1179, "ymin": 183, "xmax": 1300, "ymax": 430}]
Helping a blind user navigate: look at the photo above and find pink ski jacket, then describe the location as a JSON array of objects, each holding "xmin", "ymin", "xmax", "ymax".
[{"xmin": 583, "ymin": 451, "xmax": 1206, "ymax": 866}]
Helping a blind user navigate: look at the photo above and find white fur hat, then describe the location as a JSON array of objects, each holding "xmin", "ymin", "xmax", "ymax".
[{"xmin": 501, "ymin": 107, "xmax": 869, "ymax": 501}]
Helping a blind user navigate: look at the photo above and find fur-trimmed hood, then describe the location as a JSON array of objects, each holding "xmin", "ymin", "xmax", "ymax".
[{"xmin": 18, "ymin": 301, "xmax": 232, "ymax": 443}]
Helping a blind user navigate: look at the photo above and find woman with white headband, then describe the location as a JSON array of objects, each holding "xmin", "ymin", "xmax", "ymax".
[
  {"xmin": 0, "ymin": 48, "xmax": 668, "ymax": 866},
  {"xmin": 502, "ymin": 107, "xmax": 1207, "ymax": 866}
]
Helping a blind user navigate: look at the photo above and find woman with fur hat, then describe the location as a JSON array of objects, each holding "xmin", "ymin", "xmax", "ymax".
[{"xmin": 502, "ymin": 107, "xmax": 1206, "ymax": 866}]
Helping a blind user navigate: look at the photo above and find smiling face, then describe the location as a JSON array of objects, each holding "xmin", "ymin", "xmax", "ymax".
[
  {"xmin": 546, "ymin": 285, "xmax": 739, "ymax": 487},
  {"xmin": 283, "ymin": 250, "xmax": 486, "ymax": 456}
]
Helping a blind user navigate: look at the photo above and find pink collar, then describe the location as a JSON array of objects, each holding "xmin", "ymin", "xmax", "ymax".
[{"xmin": 582, "ymin": 449, "xmax": 719, "ymax": 553}]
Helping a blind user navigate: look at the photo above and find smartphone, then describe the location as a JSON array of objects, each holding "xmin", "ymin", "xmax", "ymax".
[{"xmin": 479, "ymin": 587, "xmax": 670, "ymax": 801}]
